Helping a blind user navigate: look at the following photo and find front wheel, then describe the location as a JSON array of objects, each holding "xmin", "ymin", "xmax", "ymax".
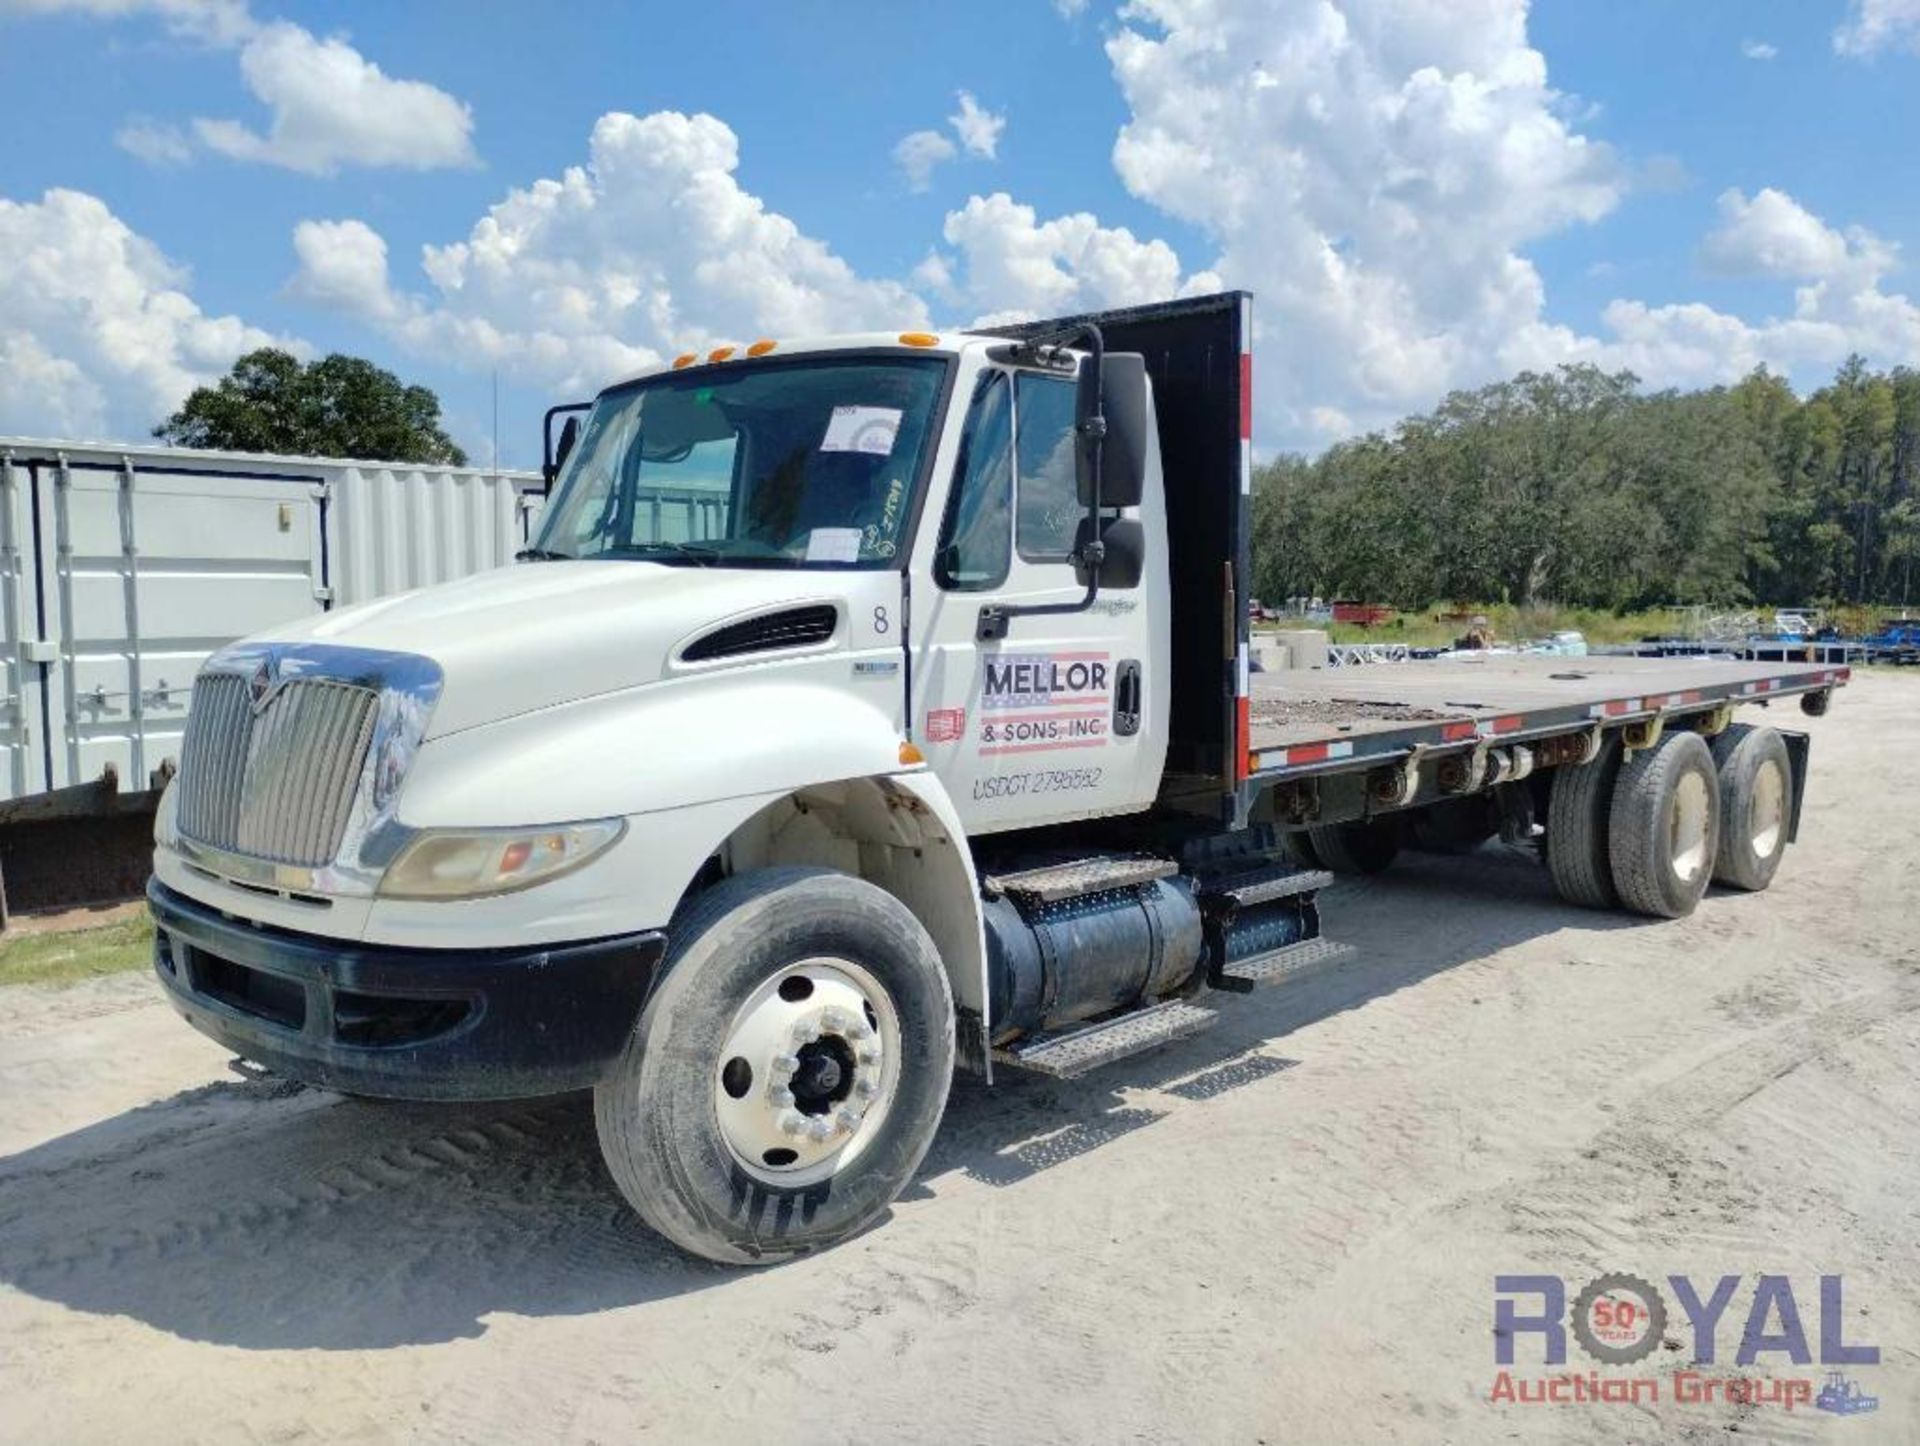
[{"xmin": 594, "ymin": 867, "xmax": 954, "ymax": 1264}]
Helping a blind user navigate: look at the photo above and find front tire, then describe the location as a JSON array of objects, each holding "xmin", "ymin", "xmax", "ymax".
[{"xmin": 594, "ymin": 867, "xmax": 954, "ymax": 1265}]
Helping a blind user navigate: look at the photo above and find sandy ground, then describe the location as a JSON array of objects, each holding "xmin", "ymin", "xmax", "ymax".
[{"xmin": 1, "ymin": 673, "xmax": 1916, "ymax": 1444}]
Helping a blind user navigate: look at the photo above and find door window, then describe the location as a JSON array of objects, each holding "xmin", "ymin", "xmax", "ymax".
[{"xmin": 935, "ymin": 373, "xmax": 1012, "ymax": 590}]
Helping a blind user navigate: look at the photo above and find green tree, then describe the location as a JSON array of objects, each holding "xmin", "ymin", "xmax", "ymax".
[{"xmin": 156, "ymin": 349, "xmax": 468, "ymax": 465}]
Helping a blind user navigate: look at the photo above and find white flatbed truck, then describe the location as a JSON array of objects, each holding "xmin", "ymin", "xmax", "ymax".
[{"xmin": 146, "ymin": 294, "xmax": 1846, "ymax": 1261}]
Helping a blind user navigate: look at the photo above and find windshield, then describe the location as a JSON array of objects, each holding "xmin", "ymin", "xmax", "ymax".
[{"xmin": 535, "ymin": 355, "xmax": 949, "ymax": 566}]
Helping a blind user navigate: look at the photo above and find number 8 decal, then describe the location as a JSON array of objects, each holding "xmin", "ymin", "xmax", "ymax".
[{"xmin": 873, "ymin": 605, "xmax": 890, "ymax": 636}]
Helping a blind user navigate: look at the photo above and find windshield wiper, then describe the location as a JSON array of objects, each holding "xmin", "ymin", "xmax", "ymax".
[
  {"xmin": 515, "ymin": 546, "xmax": 573, "ymax": 562},
  {"xmin": 601, "ymin": 541, "xmax": 723, "ymax": 566}
]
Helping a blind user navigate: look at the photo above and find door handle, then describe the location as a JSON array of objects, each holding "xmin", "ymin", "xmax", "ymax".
[{"xmin": 1113, "ymin": 659, "xmax": 1141, "ymax": 737}]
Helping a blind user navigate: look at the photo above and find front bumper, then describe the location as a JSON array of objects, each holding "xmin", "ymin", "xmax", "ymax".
[{"xmin": 149, "ymin": 880, "xmax": 666, "ymax": 1101}]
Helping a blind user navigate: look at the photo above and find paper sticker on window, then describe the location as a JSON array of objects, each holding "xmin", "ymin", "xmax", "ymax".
[
  {"xmin": 821, "ymin": 405, "xmax": 902, "ymax": 455},
  {"xmin": 805, "ymin": 527, "xmax": 863, "ymax": 563}
]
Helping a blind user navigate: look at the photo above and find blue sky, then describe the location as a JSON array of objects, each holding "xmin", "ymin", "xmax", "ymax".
[{"xmin": 4, "ymin": 0, "xmax": 1920, "ymax": 467}]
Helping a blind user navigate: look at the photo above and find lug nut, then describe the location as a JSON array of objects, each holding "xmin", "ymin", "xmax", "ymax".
[
  {"xmin": 771, "ymin": 1053, "xmax": 799, "ymax": 1077},
  {"xmin": 769, "ymin": 1086, "xmax": 795, "ymax": 1107},
  {"xmin": 855, "ymin": 1079, "xmax": 880, "ymax": 1099}
]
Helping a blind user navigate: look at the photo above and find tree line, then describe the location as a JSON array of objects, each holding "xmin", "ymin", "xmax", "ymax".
[{"xmin": 1252, "ymin": 358, "xmax": 1920, "ymax": 613}]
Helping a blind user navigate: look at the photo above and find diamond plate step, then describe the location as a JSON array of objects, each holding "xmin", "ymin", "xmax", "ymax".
[
  {"xmin": 994, "ymin": 998, "xmax": 1218, "ymax": 1078},
  {"xmin": 982, "ymin": 855, "xmax": 1177, "ymax": 905},
  {"xmin": 1214, "ymin": 936, "xmax": 1355, "ymax": 993},
  {"xmin": 1204, "ymin": 867, "xmax": 1334, "ymax": 908}
]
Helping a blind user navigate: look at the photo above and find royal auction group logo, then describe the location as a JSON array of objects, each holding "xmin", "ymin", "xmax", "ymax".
[{"xmin": 1491, "ymin": 1272, "xmax": 1879, "ymax": 1414}]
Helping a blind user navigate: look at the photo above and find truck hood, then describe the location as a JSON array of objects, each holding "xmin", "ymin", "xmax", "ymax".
[{"xmin": 264, "ymin": 561, "xmax": 852, "ymax": 736}]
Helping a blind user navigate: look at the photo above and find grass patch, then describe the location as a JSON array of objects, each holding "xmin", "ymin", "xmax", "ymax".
[{"xmin": 0, "ymin": 916, "xmax": 154, "ymax": 987}]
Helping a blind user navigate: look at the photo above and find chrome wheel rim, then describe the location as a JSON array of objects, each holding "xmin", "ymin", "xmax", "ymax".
[
  {"xmin": 1670, "ymin": 770, "xmax": 1712, "ymax": 883},
  {"xmin": 1750, "ymin": 759, "xmax": 1786, "ymax": 858},
  {"xmin": 713, "ymin": 957, "xmax": 901, "ymax": 1188}
]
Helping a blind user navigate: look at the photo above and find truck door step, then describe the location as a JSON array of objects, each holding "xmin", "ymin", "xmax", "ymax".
[
  {"xmin": 1203, "ymin": 867, "xmax": 1335, "ymax": 908},
  {"xmin": 982, "ymin": 855, "xmax": 1177, "ymax": 905},
  {"xmin": 1214, "ymin": 936, "xmax": 1355, "ymax": 993},
  {"xmin": 994, "ymin": 998, "xmax": 1218, "ymax": 1079}
]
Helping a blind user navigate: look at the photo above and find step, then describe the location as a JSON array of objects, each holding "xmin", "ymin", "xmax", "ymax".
[
  {"xmin": 995, "ymin": 998, "xmax": 1219, "ymax": 1078},
  {"xmin": 1204, "ymin": 867, "xmax": 1335, "ymax": 909},
  {"xmin": 1214, "ymin": 936, "xmax": 1355, "ymax": 993},
  {"xmin": 982, "ymin": 855, "xmax": 1177, "ymax": 906}
]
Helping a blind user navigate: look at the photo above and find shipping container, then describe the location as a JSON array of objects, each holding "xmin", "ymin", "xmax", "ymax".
[{"xmin": 1, "ymin": 438, "xmax": 544, "ymax": 805}]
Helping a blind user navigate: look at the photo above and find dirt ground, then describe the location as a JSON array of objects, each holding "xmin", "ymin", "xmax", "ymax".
[{"xmin": 2, "ymin": 673, "xmax": 1916, "ymax": 1444}]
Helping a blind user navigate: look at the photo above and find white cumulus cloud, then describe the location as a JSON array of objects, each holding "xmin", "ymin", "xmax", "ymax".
[
  {"xmin": 929, "ymin": 191, "xmax": 1217, "ymax": 323},
  {"xmin": 1740, "ymin": 38, "xmax": 1778, "ymax": 61},
  {"xmin": 949, "ymin": 91, "xmax": 1006, "ymax": 158},
  {"xmin": 1100, "ymin": 0, "xmax": 1625, "ymax": 443},
  {"xmin": 893, "ymin": 90, "xmax": 1006, "ymax": 190},
  {"xmin": 0, "ymin": 188, "xmax": 296, "ymax": 439},
  {"xmin": 1834, "ymin": 0, "xmax": 1920, "ymax": 56},
  {"xmin": 12, "ymin": 0, "xmax": 476, "ymax": 173},
  {"xmin": 1699, "ymin": 187, "xmax": 1866, "ymax": 279},
  {"xmin": 290, "ymin": 111, "xmax": 931, "ymax": 396},
  {"xmin": 894, "ymin": 129, "xmax": 958, "ymax": 192}
]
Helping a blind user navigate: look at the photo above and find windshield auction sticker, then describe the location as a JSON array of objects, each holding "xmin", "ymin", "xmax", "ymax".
[
  {"xmin": 978, "ymin": 651, "xmax": 1112, "ymax": 755},
  {"xmin": 820, "ymin": 405, "xmax": 902, "ymax": 455}
]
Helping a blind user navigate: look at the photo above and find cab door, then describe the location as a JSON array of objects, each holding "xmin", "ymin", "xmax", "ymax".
[{"xmin": 912, "ymin": 362, "xmax": 1165, "ymax": 834}]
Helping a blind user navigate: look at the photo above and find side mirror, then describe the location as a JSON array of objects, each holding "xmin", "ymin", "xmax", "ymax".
[
  {"xmin": 1075, "ymin": 352, "xmax": 1150, "ymax": 510},
  {"xmin": 542, "ymin": 402, "xmax": 590, "ymax": 486},
  {"xmin": 1072, "ymin": 516, "xmax": 1145, "ymax": 590},
  {"xmin": 550, "ymin": 416, "xmax": 581, "ymax": 480}
]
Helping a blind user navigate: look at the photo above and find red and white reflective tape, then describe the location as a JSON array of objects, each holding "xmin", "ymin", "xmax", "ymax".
[
  {"xmin": 1235, "ymin": 640, "xmax": 1252, "ymax": 780},
  {"xmin": 1239, "ymin": 304, "xmax": 1253, "ymax": 495},
  {"xmin": 1643, "ymin": 689, "xmax": 1702, "ymax": 710},
  {"xmin": 1739, "ymin": 678, "xmax": 1781, "ymax": 696},
  {"xmin": 1477, "ymin": 715, "xmax": 1523, "ymax": 738},
  {"xmin": 1258, "ymin": 739, "xmax": 1355, "ymax": 770},
  {"xmin": 1589, "ymin": 698, "xmax": 1643, "ymax": 718},
  {"xmin": 1440, "ymin": 720, "xmax": 1478, "ymax": 742},
  {"xmin": 1823, "ymin": 668, "xmax": 1850, "ymax": 684}
]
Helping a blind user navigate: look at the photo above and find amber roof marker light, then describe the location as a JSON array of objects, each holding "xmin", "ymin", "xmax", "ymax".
[
  {"xmin": 746, "ymin": 338, "xmax": 778, "ymax": 357},
  {"xmin": 898, "ymin": 332, "xmax": 941, "ymax": 347}
]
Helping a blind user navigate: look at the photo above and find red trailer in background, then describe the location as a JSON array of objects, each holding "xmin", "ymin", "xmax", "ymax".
[{"xmin": 1332, "ymin": 600, "xmax": 1393, "ymax": 627}]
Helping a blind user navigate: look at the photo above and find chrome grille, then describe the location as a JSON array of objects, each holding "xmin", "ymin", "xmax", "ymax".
[{"xmin": 176, "ymin": 673, "xmax": 380, "ymax": 867}]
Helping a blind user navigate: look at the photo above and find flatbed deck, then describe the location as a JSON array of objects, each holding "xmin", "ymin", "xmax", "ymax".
[{"xmin": 1247, "ymin": 654, "xmax": 1847, "ymax": 779}]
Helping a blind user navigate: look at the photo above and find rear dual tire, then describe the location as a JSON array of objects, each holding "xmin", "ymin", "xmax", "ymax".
[
  {"xmin": 1547, "ymin": 735, "xmax": 1624, "ymax": 909},
  {"xmin": 1607, "ymin": 731, "xmax": 1721, "ymax": 919},
  {"xmin": 1709, "ymin": 723, "xmax": 1792, "ymax": 892},
  {"xmin": 1307, "ymin": 818, "xmax": 1402, "ymax": 875}
]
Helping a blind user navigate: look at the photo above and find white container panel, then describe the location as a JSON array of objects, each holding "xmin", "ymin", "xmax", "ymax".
[
  {"xmin": 2, "ymin": 437, "xmax": 541, "ymax": 800},
  {"xmin": 331, "ymin": 465, "xmax": 536, "ymax": 607}
]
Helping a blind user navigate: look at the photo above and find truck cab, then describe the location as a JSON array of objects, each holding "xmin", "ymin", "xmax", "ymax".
[{"xmin": 147, "ymin": 293, "xmax": 1836, "ymax": 1263}]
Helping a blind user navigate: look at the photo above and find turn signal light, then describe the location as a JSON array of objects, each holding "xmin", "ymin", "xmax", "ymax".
[
  {"xmin": 671, "ymin": 353, "xmax": 696, "ymax": 369},
  {"xmin": 708, "ymin": 345, "xmax": 736, "ymax": 363},
  {"xmin": 898, "ymin": 332, "xmax": 940, "ymax": 348},
  {"xmin": 747, "ymin": 338, "xmax": 778, "ymax": 357},
  {"xmin": 898, "ymin": 741, "xmax": 926, "ymax": 766}
]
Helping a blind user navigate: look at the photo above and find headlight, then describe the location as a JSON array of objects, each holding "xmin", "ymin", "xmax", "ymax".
[{"xmin": 377, "ymin": 819, "xmax": 626, "ymax": 900}]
